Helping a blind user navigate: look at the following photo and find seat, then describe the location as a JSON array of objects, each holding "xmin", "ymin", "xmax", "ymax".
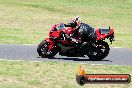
[{"xmin": 99, "ymin": 28, "xmax": 110, "ymax": 34}]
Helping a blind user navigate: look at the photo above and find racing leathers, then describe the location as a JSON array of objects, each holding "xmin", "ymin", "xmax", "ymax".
[{"xmin": 64, "ymin": 22, "xmax": 97, "ymax": 45}]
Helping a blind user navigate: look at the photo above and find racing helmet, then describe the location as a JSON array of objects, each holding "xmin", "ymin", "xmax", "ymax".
[{"xmin": 70, "ymin": 16, "xmax": 82, "ymax": 29}]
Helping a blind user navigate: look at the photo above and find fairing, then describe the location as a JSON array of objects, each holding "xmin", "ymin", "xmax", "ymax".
[{"xmin": 96, "ymin": 28, "xmax": 114, "ymax": 41}]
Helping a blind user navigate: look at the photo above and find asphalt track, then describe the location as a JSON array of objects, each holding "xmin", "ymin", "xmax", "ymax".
[{"xmin": 0, "ymin": 44, "xmax": 132, "ymax": 66}]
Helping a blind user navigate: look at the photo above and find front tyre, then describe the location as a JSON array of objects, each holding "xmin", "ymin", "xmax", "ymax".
[
  {"xmin": 37, "ymin": 41, "xmax": 58, "ymax": 58},
  {"xmin": 88, "ymin": 41, "xmax": 110, "ymax": 61}
]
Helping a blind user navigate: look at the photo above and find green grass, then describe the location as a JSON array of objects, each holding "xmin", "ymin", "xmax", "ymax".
[
  {"xmin": 0, "ymin": 0, "xmax": 132, "ymax": 47},
  {"xmin": 0, "ymin": 1, "xmax": 131, "ymax": 87},
  {"xmin": 0, "ymin": 60, "xmax": 131, "ymax": 88}
]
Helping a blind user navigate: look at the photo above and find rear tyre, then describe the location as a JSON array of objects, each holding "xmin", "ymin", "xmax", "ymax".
[
  {"xmin": 37, "ymin": 41, "xmax": 58, "ymax": 58},
  {"xmin": 88, "ymin": 41, "xmax": 110, "ymax": 61}
]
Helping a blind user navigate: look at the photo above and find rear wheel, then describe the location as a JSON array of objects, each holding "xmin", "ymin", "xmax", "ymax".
[
  {"xmin": 37, "ymin": 41, "xmax": 58, "ymax": 58},
  {"xmin": 88, "ymin": 41, "xmax": 110, "ymax": 61}
]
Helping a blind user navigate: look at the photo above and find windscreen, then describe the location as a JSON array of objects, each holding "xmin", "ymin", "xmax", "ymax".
[{"xmin": 56, "ymin": 23, "xmax": 65, "ymax": 30}]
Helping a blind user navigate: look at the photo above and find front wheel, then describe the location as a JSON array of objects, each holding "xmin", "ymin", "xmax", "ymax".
[
  {"xmin": 37, "ymin": 41, "xmax": 58, "ymax": 58},
  {"xmin": 88, "ymin": 41, "xmax": 110, "ymax": 61}
]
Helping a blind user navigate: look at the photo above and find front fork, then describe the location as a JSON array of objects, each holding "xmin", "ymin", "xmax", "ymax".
[{"xmin": 45, "ymin": 38, "xmax": 54, "ymax": 51}]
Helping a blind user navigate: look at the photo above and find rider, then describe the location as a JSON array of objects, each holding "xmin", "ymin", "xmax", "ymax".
[{"xmin": 64, "ymin": 16, "xmax": 97, "ymax": 45}]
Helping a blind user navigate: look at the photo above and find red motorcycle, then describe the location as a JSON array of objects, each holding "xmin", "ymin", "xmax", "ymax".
[{"xmin": 37, "ymin": 23, "xmax": 115, "ymax": 61}]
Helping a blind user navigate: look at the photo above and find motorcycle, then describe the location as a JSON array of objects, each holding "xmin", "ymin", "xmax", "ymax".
[{"xmin": 37, "ymin": 23, "xmax": 115, "ymax": 61}]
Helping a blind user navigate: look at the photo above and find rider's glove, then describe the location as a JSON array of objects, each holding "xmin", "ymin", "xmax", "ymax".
[{"xmin": 71, "ymin": 38, "xmax": 79, "ymax": 43}]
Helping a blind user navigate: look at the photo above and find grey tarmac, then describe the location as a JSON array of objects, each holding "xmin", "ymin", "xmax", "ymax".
[{"xmin": 0, "ymin": 44, "xmax": 132, "ymax": 66}]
